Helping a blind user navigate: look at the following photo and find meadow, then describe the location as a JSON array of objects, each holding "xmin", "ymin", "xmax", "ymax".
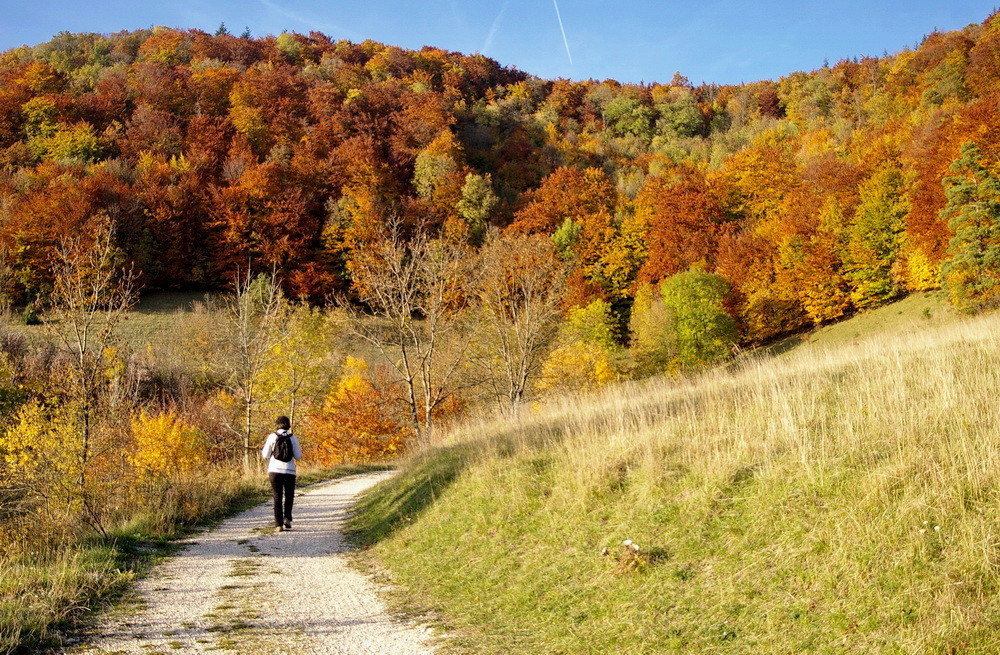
[
  {"xmin": 0, "ymin": 285, "xmax": 983, "ymax": 653},
  {"xmin": 349, "ymin": 299, "xmax": 1000, "ymax": 653}
]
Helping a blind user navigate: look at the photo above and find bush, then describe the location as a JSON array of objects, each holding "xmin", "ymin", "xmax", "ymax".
[
  {"xmin": 307, "ymin": 357, "xmax": 411, "ymax": 465},
  {"xmin": 20, "ymin": 305, "xmax": 40, "ymax": 326}
]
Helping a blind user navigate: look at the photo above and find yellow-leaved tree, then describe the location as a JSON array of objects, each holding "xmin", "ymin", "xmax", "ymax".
[
  {"xmin": 129, "ymin": 409, "xmax": 205, "ymax": 479},
  {"xmin": 536, "ymin": 300, "xmax": 622, "ymax": 395},
  {"xmin": 17, "ymin": 219, "xmax": 138, "ymax": 536},
  {"xmin": 0, "ymin": 400, "xmax": 91, "ymax": 532},
  {"xmin": 213, "ymin": 273, "xmax": 285, "ymax": 471},
  {"xmin": 843, "ymin": 163, "xmax": 909, "ymax": 306},
  {"xmin": 629, "ymin": 283, "xmax": 678, "ymax": 375},
  {"xmin": 257, "ymin": 302, "xmax": 337, "ymax": 429}
]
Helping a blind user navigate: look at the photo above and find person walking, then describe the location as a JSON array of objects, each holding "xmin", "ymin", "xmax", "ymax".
[{"xmin": 261, "ymin": 415, "xmax": 302, "ymax": 533}]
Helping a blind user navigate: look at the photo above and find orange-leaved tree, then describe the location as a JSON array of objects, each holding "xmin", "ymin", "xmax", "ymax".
[
  {"xmin": 634, "ymin": 166, "xmax": 723, "ymax": 286},
  {"xmin": 509, "ymin": 166, "xmax": 617, "ymax": 300},
  {"xmin": 307, "ymin": 357, "xmax": 410, "ymax": 465}
]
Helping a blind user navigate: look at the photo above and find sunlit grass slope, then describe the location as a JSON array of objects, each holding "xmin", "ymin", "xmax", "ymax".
[
  {"xmin": 759, "ymin": 290, "xmax": 958, "ymax": 357},
  {"xmin": 349, "ymin": 308, "xmax": 1000, "ymax": 653}
]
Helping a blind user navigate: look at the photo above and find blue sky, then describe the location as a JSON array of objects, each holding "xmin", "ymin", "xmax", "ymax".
[{"xmin": 0, "ymin": 1, "xmax": 996, "ymax": 85}]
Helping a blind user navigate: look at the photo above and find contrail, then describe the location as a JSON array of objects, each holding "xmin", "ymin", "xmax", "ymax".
[
  {"xmin": 482, "ymin": 1, "xmax": 510, "ymax": 55},
  {"xmin": 551, "ymin": 0, "xmax": 573, "ymax": 65}
]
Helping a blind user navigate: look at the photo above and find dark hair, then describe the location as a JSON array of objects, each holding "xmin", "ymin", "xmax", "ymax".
[{"xmin": 275, "ymin": 415, "xmax": 291, "ymax": 430}]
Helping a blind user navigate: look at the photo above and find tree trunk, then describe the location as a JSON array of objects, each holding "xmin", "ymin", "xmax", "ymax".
[{"xmin": 243, "ymin": 392, "xmax": 252, "ymax": 472}]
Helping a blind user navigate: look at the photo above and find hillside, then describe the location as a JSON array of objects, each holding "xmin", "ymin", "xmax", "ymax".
[
  {"xmin": 348, "ymin": 304, "xmax": 1000, "ymax": 653},
  {"xmin": 0, "ymin": 16, "xmax": 999, "ymax": 345},
  {"xmin": 2, "ymin": 13, "xmax": 1000, "ymax": 652},
  {"xmin": 761, "ymin": 289, "xmax": 958, "ymax": 355}
]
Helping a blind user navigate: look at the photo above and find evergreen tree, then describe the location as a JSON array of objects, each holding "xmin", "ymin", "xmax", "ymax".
[{"xmin": 941, "ymin": 142, "xmax": 1000, "ymax": 310}]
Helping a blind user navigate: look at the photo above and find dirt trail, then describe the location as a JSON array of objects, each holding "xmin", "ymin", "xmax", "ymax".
[{"xmin": 73, "ymin": 472, "xmax": 434, "ymax": 654}]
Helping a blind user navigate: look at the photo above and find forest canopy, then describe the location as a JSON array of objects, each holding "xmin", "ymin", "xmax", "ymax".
[{"xmin": 1, "ymin": 15, "xmax": 1000, "ymax": 343}]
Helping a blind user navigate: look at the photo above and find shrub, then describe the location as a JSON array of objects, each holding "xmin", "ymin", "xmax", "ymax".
[
  {"xmin": 129, "ymin": 409, "xmax": 205, "ymax": 479},
  {"xmin": 307, "ymin": 357, "xmax": 410, "ymax": 465}
]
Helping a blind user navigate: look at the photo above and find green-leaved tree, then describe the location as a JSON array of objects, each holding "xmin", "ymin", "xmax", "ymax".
[
  {"xmin": 660, "ymin": 269, "xmax": 737, "ymax": 368},
  {"xmin": 456, "ymin": 173, "xmax": 498, "ymax": 245},
  {"xmin": 843, "ymin": 164, "xmax": 908, "ymax": 307}
]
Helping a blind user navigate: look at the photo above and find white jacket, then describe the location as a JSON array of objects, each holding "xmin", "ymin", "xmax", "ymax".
[{"xmin": 260, "ymin": 429, "xmax": 302, "ymax": 474}]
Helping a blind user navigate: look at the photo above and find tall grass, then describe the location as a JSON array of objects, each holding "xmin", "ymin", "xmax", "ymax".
[{"xmin": 350, "ymin": 311, "xmax": 1000, "ymax": 653}]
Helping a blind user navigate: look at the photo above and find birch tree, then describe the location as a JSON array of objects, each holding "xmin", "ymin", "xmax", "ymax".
[
  {"xmin": 471, "ymin": 232, "xmax": 567, "ymax": 411},
  {"xmin": 344, "ymin": 226, "xmax": 474, "ymax": 445}
]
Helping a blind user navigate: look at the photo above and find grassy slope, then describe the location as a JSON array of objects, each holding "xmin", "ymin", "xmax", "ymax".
[
  {"xmin": 348, "ymin": 296, "xmax": 1000, "ymax": 654},
  {"xmin": 3, "ymin": 290, "xmax": 219, "ymax": 368},
  {"xmin": 121, "ymin": 290, "xmax": 217, "ymax": 350},
  {"xmin": 5, "ymin": 290, "xmax": 394, "ymax": 376},
  {"xmin": 757, "ymin": 290, "xmax": 958, "ymax": 357}
]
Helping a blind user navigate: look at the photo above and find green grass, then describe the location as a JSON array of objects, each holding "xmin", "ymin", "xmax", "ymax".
[
  {"xmin": 348, "ymin": 304, "xmax": 1000, "ymax": 653},
  {"xmin": 760, "ymin": 290, "xmax": 960, "ymax": 357},
  {"xmin": 348, "ymin": 446, "xmax": 472, "ymax": 548},
  {"xmin": 2, "ymin": 290, "xmax": 222, "ymax": 378},
  {"xmin": 805, "ymin": 291, "xmax": 958, "ymax": 346},
  {"xmin": 1, "ymin": 463, "xmax": 389, "ymax": 654},
  {"xmin": 120, "ymin": 290, "xmax": 218, "ymax": 352}
]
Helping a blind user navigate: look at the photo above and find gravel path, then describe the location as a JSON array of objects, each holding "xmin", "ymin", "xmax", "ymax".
[{"xmin": 73, "ymin": 472, "xmax": 435, "ymax": 655}]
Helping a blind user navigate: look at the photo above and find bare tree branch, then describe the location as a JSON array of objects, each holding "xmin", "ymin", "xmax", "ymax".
[
  {"xmin": 470, "ymin": 232, "xmax": 567, "ymax": 412},
  {"xmin": 44, "ymin": 215, "xmax": 138, "ymax": 535},
  {"xmin": 214, "ymin": 270, "xmax": 285, "ymax": 471},
  {"xmin": 341, "ymin": 222, "xmax": 476, "ymax": 445}
]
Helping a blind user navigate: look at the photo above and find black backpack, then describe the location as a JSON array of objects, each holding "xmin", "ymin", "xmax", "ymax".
[{"xmin": 273, "ymin": 433, "xmax": 294, "ymax": 462}]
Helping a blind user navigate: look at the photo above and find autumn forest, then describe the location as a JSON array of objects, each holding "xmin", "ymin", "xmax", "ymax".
[{"xmin": 1, "ymin": 15, "xmax": 999, "ymax": 336}]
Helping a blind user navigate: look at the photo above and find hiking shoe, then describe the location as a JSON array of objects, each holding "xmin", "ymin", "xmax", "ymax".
[
  {"xmin": 275, "ymin": 525, "xmax": 284, "ymax": 533},
  {"xmin": 283, "ymin": 521, "xmax": 292, "ymax": 531}
]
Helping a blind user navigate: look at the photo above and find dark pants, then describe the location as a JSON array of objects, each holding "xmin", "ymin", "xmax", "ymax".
[{"xmin": 268, "ymin": 472, "xmax": 296, "ymax": 527}]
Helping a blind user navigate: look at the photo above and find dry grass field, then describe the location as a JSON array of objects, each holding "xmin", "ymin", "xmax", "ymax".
[{"xmin": 350, "ymin": 300, "xmax": 1000, "ymax": 653}]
